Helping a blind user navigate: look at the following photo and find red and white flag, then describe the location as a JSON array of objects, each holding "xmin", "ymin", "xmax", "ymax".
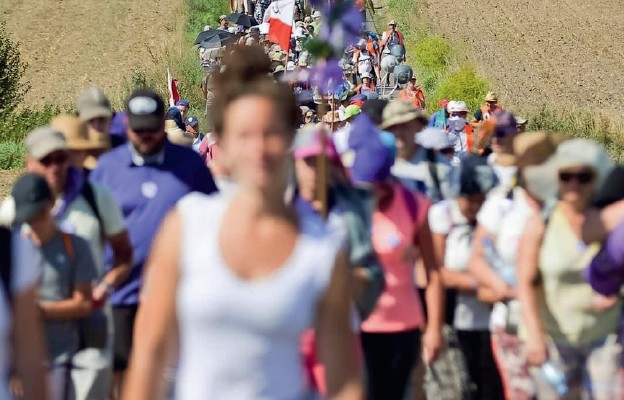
[
  {"xmin": 263, "ymin": 0, "xmax": 295, "ymax": 53},
  {"xmin": 167, "ymin": 68, "xmax": 180, "ymax": 107}
]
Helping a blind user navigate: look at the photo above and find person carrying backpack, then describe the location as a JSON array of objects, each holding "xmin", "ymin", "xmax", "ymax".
[
  {"xmin": 11, "ymin": 173, "xmax": 98, "ymax": 400},
  {"xmin": 380, "ymin": 20, "xmax": 406, "ymax": 58},
  {"xmin": 0, "ymin": 227, "xmax": 48, "ymax": 400}
]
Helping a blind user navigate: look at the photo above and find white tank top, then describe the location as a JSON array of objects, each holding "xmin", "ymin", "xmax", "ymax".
[{"xmin": 175, "ymin": 193, "xmax": 340, "ymax": 400}]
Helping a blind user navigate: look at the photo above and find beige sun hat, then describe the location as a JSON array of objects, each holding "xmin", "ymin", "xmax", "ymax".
[
  {"xmin": 380, "ymin": 101, "xmax": 427, "ymax": 130},
  {"xmin": 388, "ymin": 19, "xmax": 397, "ymax": 26},
  {"xmin": 165, "ymin": 120, "xmax": 193, "ymax": 147},
  {"xmin": 496, "ymin": 131, "xmax": 567, "ymax": 167}
]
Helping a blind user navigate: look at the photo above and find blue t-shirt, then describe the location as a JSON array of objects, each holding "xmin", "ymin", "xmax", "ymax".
[{"xmin": 90, "ymin": 141, "xmax": 218, "ymax": 305}]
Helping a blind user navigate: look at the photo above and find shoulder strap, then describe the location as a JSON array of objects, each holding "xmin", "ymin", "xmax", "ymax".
[
  {"xmin": 400, "ymin": 185, "xmax": 418, "ymax": 222},
  {"xmin": 0, "ymin": 227, "xmax": 13, "ymax": 306},
  {"xmin": 425, "ymin": 149, "xmax": 444, "ymax": 200},
  {"xmin": 81, "ymin": 182, "xmax": 104, "ymax": 238},
  {"xmin": 63, "ymin": 232, "xmax": 75, "ymax": 261}
]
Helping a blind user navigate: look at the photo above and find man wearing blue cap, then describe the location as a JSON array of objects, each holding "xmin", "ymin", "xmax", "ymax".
[
  {"xmin": 185, "ymin": 116, "xmax": 204, "ymax": 153},
  {"xmin": 176, "ymin": 99, "xmax": 190, "ymax": 120}
]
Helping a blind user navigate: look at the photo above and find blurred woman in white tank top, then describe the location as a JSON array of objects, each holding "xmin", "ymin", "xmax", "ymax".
[{"xmin": 122, "ymin": 47, "xmax": 362, "ymax": 400}]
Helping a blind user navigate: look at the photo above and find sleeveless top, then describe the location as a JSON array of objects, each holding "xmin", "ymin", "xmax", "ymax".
[
  {"xmin": 175, "ymin": 193, "xmax": 341, "ymax": 400},
  {"xmin": 537, "ymin": 206, "xmax": 621, "ymax": 345},
  {"xmin": 361, "ymin": 184, "xmax": 425, "ymax": 333}
]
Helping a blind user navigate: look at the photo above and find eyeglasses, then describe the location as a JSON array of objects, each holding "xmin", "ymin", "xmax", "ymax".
[
  {"xmin": 305, "ymin": 114, "xmax": 315, "ymax": 119},
  {"xmin": 40, "ymin": 152, "xmax": 68, "ymax": 167},
  {"xmin": 559, "ymin": 171, "xmax": 595, "ymax": 184}
]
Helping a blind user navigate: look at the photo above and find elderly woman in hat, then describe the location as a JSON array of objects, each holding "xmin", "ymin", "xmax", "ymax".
[
  {"xmin": 355, "ymin": 73, "xmax": 377, "ymax": 97},
  {"xmin": 468, "ymin": 132, "xmax": 568, "ymax": 400},
  {"xmin": 517, "ymin": 139, "xmax": 621, "ymax": 400}
]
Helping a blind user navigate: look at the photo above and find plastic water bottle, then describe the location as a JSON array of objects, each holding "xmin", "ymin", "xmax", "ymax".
[
  {"xmin": 540, "ymin": 361, "xmax": 568, "ymax": 397},
  {"xmin": 482, "ymin": 237, "xmax": 516, "ymax": 286}
]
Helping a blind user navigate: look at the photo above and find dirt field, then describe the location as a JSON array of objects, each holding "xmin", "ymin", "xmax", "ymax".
[
  {"xmin": 421, "ymin": 0, "xmax": 624, "ymax": 114},
  {"xmin": 0, "ymin": 0, "xmax": 183, "ymax": 108}
]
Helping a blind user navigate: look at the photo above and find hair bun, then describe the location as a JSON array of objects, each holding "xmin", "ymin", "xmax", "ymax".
[{"xmin": 215, "ymin": 46, "xmax": 273, "ymax": 89}]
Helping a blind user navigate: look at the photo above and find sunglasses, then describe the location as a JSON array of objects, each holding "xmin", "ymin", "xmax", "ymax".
[
  {"xmin": 559, "ymin": 170, "xmax": 594, "ymax": 184},
  {"xmin": 40, "ymin": 152, "xmax": 68, "ymax": 167},
  {"xmin": 305, "ymin": 114, "xmax": 315, "ymax": 118}
]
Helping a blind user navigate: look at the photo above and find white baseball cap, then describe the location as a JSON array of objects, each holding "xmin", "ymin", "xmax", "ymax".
[{"xmin": 447, "ymin": 100, "xmax": 469, "ymax": 113}]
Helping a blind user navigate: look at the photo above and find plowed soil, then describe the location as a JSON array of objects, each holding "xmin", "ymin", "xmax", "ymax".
[
  {"xmin": 0, "ymin": 0, "xmax": 182, "ymax": 108},
  {"xmin": 421, "ymin": 0, "xmax": 624, "ymax": 113}
]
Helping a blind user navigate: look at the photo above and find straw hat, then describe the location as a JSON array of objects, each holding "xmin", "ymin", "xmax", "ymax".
[
  {"xmin": 496, "ymin": 131, "xmax": 567, "ymax": 167},
  {"xmin": 50, "ymin": 115, "xmax": 96, "ymax": 150},
  {"xmin": 485, "ymin": 91, "xmax": 498, "ymax": 102},
  {"xmin": 388, "ymin": 20, "xmax": 397, "ymax": 26}
]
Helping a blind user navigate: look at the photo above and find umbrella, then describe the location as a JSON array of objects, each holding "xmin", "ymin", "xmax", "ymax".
[
  {"xmin": 226, "ymin": 12, "xmax": 259, "ymax": 28},
  {"xmin": 198, "ymin": 35, "xmax": 232, "ymax": 50},
  {"xmin": 194, "ymin": 29, "xmax": 233, "ymax": 48}
]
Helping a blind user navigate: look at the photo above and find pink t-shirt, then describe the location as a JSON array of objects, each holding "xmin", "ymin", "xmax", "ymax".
[{"xmin": 361, "ymin": 184, "xmax": 425, "ymax": 333}]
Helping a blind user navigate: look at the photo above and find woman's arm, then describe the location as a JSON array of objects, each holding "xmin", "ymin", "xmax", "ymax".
[
  {"xmin": 123, "ymin": 210, "xmax": 181, "ymax": 400},
  {"xmin": 13, "ymin": 286, "xmax": 48, "ymax": 400},
  {"xmin": 316, "ymin": 251, "xmax": 363, "ymax": 400},
  {"xmin": 468, "ymin": 224, "xmax": 514, "ymax": 302},
  {"xmin": 517, "ymin": 214, "xmax": 547, "ymax": 366},
  {"xmin": 583, "ymin": 200, "xmax": 624, "ymax": 243},
  {"xmin": 420, "ymin": 214, "xmax": 444, "ymax": 365},
  {"xmin": 431, "ymin": 232, "xmax": 477, "ymax": 292},
  {"xmin": 40, "ymin": 282, "xmax": 92, "ymax": 320}
]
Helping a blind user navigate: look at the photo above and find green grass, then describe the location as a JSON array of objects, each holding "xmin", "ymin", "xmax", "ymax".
[
  {"xmin": 430, "ymin": 65, "xmax": 488, "ymax": 114},
  {"xmin": 0, "ymin": 141, "xmax": 25, "ymax": 170}
]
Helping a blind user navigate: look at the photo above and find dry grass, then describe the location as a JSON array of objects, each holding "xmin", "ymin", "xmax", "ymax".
[
  {"xmin": 0, "ymin": 0, "xmax": 185, "ymax": 109},
  {"xmin": 0, "ymin": 169, "xmax": 23, "ymax": 198}
]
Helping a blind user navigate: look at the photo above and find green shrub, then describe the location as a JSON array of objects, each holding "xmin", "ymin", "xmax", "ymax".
[
  {"xmin": 0, "ymin": 141, "xmax": 25, "ymax": 170},
  {"xmin": 430, "ymin": 65, "xmax": 489, "ymax": 114},
  {"xmin": 413, "ymin": 35, "xmax": 452, "ymax": 77},
  {"xmin": 0, "ymin": 22, "xmax": 29, "ymax": 116},
  {"xmin": 185, "ymin": 0, "xmax": 229, "ymax": 38},
  {"xmin": 0, "ymin": 105, "xmax": 62, "ymax": 143}
]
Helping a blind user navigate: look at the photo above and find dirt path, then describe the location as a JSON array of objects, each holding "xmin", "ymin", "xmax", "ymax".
[
  {"xmin": 0, "ymin": 0, "xmax": 182, "ymax": 108},
  {"xmin": 421, "ymin": 0, "xmax": 624, "ymax": 113}
]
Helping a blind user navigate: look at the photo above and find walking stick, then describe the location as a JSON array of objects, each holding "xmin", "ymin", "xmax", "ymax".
[{"xmin": 316, "ymin": 99, "xmax": 329, "ymax": 220}]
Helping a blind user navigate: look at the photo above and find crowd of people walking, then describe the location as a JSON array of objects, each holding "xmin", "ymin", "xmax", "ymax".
[{"xmin": 1, "ymin": 2, "xmax": 624, "ymax": 400}]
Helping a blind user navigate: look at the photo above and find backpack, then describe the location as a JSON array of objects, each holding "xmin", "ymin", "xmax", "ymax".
[
  {"xmin": 0, "ymin": 227, "xmax": 12, "ymax": 306},
  {"xmin": 394, "ymin": 64, "xmax": 413, "ymax": 85},
  {"xmin": 81, "ymin": 182, "xmax": 104, "ymax": 238},
  {"xmin": 357, "ymin": 53, "xmax": 372, "ymax": 74}
]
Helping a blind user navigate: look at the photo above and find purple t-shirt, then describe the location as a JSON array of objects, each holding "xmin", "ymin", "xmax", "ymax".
[
  {"xmin": 90, "ymin": 141, "xmax": 217, "ymax": 305},
  {"xmin": 586, "ymin": 219, "xmax": 624, "ymax": 296}
]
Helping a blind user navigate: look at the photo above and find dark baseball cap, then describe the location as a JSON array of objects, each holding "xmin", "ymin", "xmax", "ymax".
[
  {"xmin": 185, "ymin": 116, "xmax": 199, "ymax": 128},
  {"xmin": 176, "ymin": 99, "xmax": 190, "ymax": 108},
  {"xmin": 125, "ymin": 89, "xmax": 165, "ymax": 131},
  {"xmin": 11, "ymin": 173, "xmax": 53, "ymax": 225}
]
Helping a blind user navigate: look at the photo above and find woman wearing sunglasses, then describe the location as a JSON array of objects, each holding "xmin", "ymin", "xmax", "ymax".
[{"xmin": 517, "ymin": 138, "xmax": 621, "ymax": 399}]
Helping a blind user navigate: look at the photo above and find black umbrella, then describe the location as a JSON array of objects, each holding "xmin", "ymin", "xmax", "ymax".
[
  {"xmin": 226, "ymin": 12, "xmax": 259, "ymax": 28},
  {"xmin": 194, "ymin": 29, "xmax": 233, "ymax": 46}
]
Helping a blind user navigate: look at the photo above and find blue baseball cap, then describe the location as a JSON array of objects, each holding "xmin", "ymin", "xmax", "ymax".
[
  {"xmin": 176, "ymin": 99, "xmax": 190, "ymax": 108},
  {"xmin": 185, "ymin": 116, "xmax": 199, "ymax": 128}
]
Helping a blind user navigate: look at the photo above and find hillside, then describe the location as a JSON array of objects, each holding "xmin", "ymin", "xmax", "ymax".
[
  {"xmin": 421, "ymin": 0, "xmax": 624, "ymax": 114},
  {"xmin": 0, "ymin": 0, "xmax": 183, "ymax": 108}
]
